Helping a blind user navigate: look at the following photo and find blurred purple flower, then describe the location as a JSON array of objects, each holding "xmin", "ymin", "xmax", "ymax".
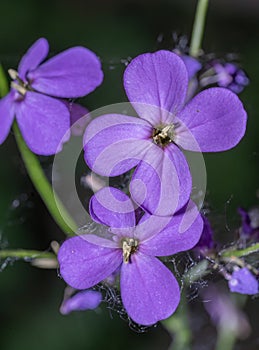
[
  {"xmin": 0, "ymin": 38, "xmax": 103, "ymax": 155},
  {"xmin": 200, "ymin": 61, "xmax": 249, "ymax": 94},
  {"xmin": 203, "ymin": 285, "xmax": 251, "ymax": 339},
  {"xmin": 228, "ymin": 267, "xmax": 258, "ymax": 295},
  {"xmin": 238, "ymin": 206, "xmax": 259, "ymax": 238},
  {"xmin": 213, "ymin": 62, "xmax": 249, "ymax": 94},
  {"xmin": 84, "ymin": 50, "xmax": 247, "ymax": 216},
  {"xmin": 60, "ymin": 288, "xmax": 102, "ymax": 315},
  {"xmin": 58, "ymin": 187, "xmax": 203, "ymax": 325}
]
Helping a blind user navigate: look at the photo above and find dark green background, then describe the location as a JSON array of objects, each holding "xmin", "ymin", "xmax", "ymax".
[{"xmin": 0, "ymin": 0, "xmax": 258, "ymax": 349}]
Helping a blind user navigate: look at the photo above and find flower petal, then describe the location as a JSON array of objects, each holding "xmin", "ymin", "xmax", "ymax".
[
  {"xmin": 28, "ymin": 47, "xmax": 103, "ymax": 98},
  {"xmin": 0, "ymin": 92, "xmax": 15, "ymax": 144},
  {"xmin": 124, "ymin": 50, "xmax": 188, "ymax": 125},
  {"xmin": 130, "ymin": 143, "xmax": 191, "ymax": 216},
  {"xmin": 120, "ymin": 252, "xmax": 180, "ymax": 325},
  {"xmin": 60, "ymin": 289, "xmax": 102, "ymax": 315},
  {"xmin": 15, "ymin": 91, "xmax": 70, "ymax": 155},
  {"xmin": 139, "ymin": 201, "xmax": 203, "ymax": 256},
  {"xmin": 176, "ymin": 87, "xmax": 247, "ymax": 151},
  {"xmin": 228, "ymin": 268, "xmax": 258, "ymax": 295},
  {"xmin": 18, "ymin": 38, "xmax": 49, "ymax": 80},
  {"xmin": 58, "ymin": 235, "xmax": 122, "ymax": 290},
  {"xmin": 84, "ymin": 114, "xmax": 152, "ymax": 176},
  {"xmin": 90, "ymin": 187, "xmax": 136, "ymax": 228}
]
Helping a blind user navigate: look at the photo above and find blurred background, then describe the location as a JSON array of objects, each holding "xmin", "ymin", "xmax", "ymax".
[{"xmin": 0, "ymin": 0, "xmax": 259, "ymax": 349}]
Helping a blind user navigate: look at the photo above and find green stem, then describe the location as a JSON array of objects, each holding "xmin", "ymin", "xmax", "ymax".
[
  {"xmin": 220, "ymin": 243, "xmax": 259, "ymax": 258},
  {"xmin": 0, "ymin": 249, "xmax": 55, "ymax": 260},
  {"xmin": 13, "ymin": 121, "xmax": 77, "ymax": 236},
  {"xmin": 0, "ymin": 64, "xmax": 77, "ymax": 236},
  {"xmin": 162, "ymin": 292, "xmax": 192, "ymax": 350},
  {"xmin": 189, "ymin": 0, "xmax": 209, "ymax": 57},
  {"xmin": 215, "ymin": 328, "xmax": 236, "ymax": 350}
]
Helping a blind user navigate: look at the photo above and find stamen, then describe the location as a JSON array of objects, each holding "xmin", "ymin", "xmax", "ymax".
[
  {"xmin": 122, "ymin": 238, "xmax": 138, "ymax": 263},
  {"xmin": 153, "ymin": 124, "xmax": 175, "ymax": 147},
  {"xmin": 11, "ymin": 82, "xmax": 27, "ymax": 96},
  {"xmin": 8, "ymin": 69, "xmax": 19, "ymax": 80}
]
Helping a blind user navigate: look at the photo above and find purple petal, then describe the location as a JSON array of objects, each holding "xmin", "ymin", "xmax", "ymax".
[
  {"xmin": 15, "ymin": 91, "xmax": 70, "ymax": 155},
  {"xmin": 134, "ymin": 214, "xmax": 172, "ymax": 242},
  {"xmin": 90, "ymin": 187, "xmax": 136, "ymax": 228},
  {"xmin": 139, "ymin": 201, "xmax": 203, "ymax": 256},
  {"xmin": 228, "ymin": 268, "xmax": 258, "ymax": 295},
  {"xmin": 120, "ymin": 252, "xmax": 180, "ymax": 325},
  {"xmin": 28, "ymin": 47, "xmax": 103, "ymax": 98},
  {"xmin": 84, "ymin": 114, "xmax": 152, "ymax": 176},
  {"xmin": 130, "ymin": 142, "xmax": 191, "ymax": 216},
  {"xmin": 124, "ymin": 50, "xmax": 188, "ymax": 125},
  {"xmin": 58, "ymin": 235, "xmax": 122, "ymax": 290},
  {"xmin": 60, "ymin": 289, "xmax": 102, "ymax": 315},
  {"xmin": 176, "ymin": 87, "xmax": 247, "ymax": 152},
  {"xmin": 18, "ymin": 38, "xmax": 49, "ymax": 81},
  {"xmin": 0, "ymin": 91, "xmax": 15, "ymax": 144}
]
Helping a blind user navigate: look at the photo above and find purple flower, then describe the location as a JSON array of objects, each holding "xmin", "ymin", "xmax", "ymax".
[
  {"xmin": 0, "ymin": 38, "xmax": 103, "ymax": 155},
  {"xmin": 228, "ymin": 267, "xmax": 258, "ymax": 295},
  {"xmin": 84, "ymin": 50, "xmax": 247, "ymax": 216},
  {"xmin": 60, "ymin": 288, "xmax": 102, "ymax": 315},
  {"xmin": 58, "ymin": 187, "xmax": 203, "ymax": 325}
]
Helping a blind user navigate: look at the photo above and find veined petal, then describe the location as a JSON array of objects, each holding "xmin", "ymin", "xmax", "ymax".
[
  {"xmin": 130, "ymin": 143, "xmax": 191, "ymax": 216},
  {"xmin": 0, "ymin": 91, "xmax": 15, "ymax": 144},
  {"xmin": 84, "ymin": 114, "xmax": 152, "ymax": 176},
  {"xmin": 124, "ymin": 50, "xmax": 188, "ymax": 125},
  {"xmin": 16, "ymin": 91, "xmax": 70, "ymax": 155},
  {"xmin": 120, "ymin": 252, "xmax": 180, "ymax": 326},
  {"xmin": 90, "ymin": 187, "xmax": 136, "ymax": 228},
  {"xmin": 176, "ymin": 87, "xmax": 247, "ymax": 152},
  {"xmin": 28, "ymin": 47, "xmax": 103, "ymax": 98},
  {"xmin": 139, "ymin": 201, "xmax": 203, "ymax": 256},
  {"xmin": 18, "ymin": 38, "xmax": 49, "ymax": 80},
  {"xmin": 58, "ymin": 235, "xmax": 122, "ymax": 290}
]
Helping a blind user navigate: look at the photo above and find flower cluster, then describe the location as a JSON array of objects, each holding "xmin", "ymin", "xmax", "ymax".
[{"xmin": 0, "ymin": 39, "xmax": 249, "ymax": 326}]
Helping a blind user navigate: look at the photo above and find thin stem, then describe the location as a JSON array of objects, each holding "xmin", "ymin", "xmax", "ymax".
[
  {"xmin": 189, "ymin": 0, "xmax": 209, "ymax": 57},
  {"xmin": 220, "ymin": 243, "xmax": 259, "ymax": 258},
  {"xmin": 0, "ymin": 249, "xmax": 55, "ymax": 260},
  {"xmin": 13, "ymin": 121, "xmax": 77, "ymax": 236},
  {"xmin": 0, "ymin": 65, "xmax": 77, "ymax": 236},
  {"xmin": 215, "ymin": 328, "xmax": 236, "ymax": 350}
]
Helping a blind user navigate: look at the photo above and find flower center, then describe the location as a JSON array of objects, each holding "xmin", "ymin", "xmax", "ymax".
[
  {"xmin": 152, "ymin": 124, "xmax": 175, "ymax": 147},
  {"xmin": 122, "ymin": 237, "xmax": 138, "ymax": 263},
  {"xmin": 8, "ymin": 69, "xmax": 28, "ymax": 96}
]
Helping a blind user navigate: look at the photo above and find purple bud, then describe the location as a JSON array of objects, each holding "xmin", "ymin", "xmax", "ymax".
[
  {"xmin": 194, "ymin": 215, "xmax": 214, "ymax": 253},
  {"xmin": 60, "ymin": 289, "xmax": 102, "ymax": 315}
]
